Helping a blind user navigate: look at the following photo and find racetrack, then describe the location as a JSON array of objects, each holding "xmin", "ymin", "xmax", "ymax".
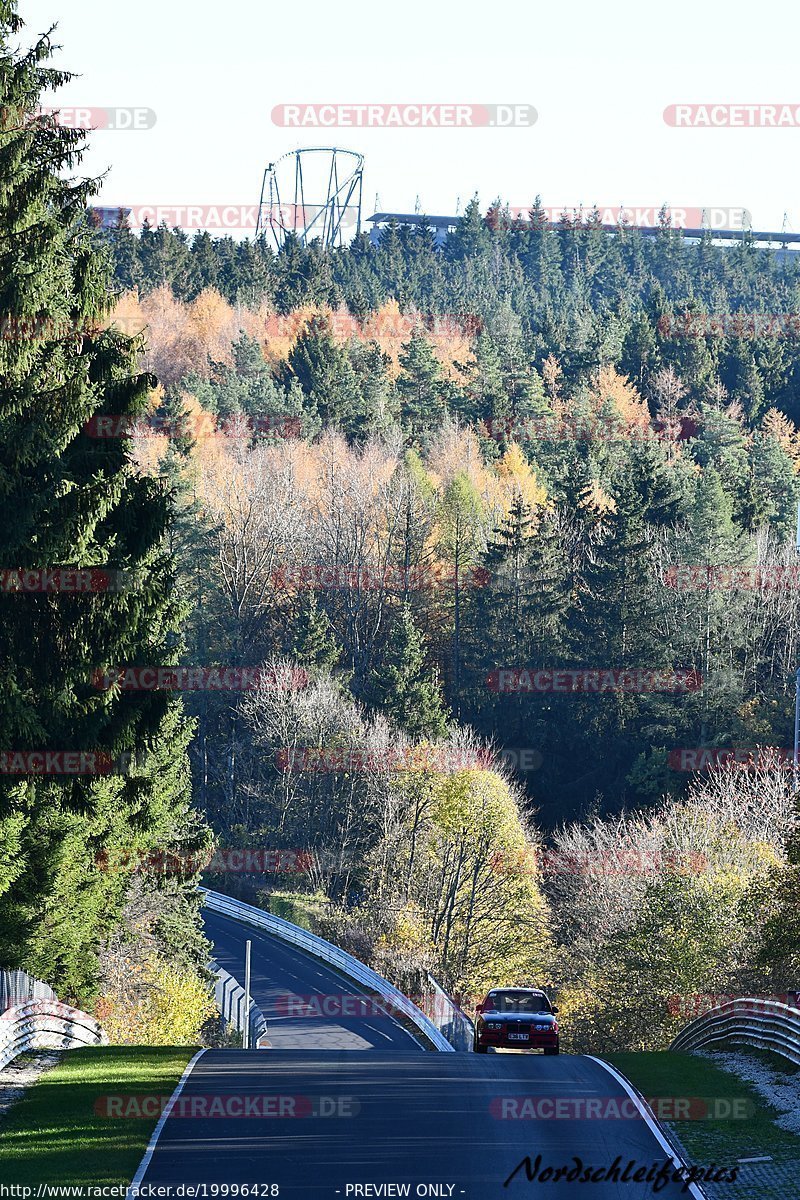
[
  {"xmin": 204, "ymin": 908, "xmax": 423, "ymax": 1051},
  {"xmin": 133, "ymin": 907, "xmax": 710, "ymax": 1197},
  {"xmin": 132, "ymin": 1048, "xmax": 705, "ymax": 1197}
]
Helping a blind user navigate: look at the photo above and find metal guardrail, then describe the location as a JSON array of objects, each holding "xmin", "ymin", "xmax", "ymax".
[
  {"xmin": 670, "ymin": 997, "xmax": 800, "ymax": 1065},
  {"xmin": 0, "ymin": 999, "xmax": 107, "ymax": 1069},
  {"xmin": 423, "ymin": 972, "xmax": 474, "ymax": 1051},
  {"xmin": 202, "ymin": 889, "xmax": 455, "ymax": 1052},
  {"xmin": 211, "ymin": 962, "xmax": 269, "ymax": 1047},
  {"xmin": 0, "ymin": 969, "xmax": 56, "ymax": 1012}
]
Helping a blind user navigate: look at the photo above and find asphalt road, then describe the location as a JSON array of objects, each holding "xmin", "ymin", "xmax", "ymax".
[
  {"xmin": 203, "ymin": 909, "xmax": 423, "ymax": 1051},
  {"xmin": 135, "ymin": 1049, "xmax": 704, "ymax": 1197}
]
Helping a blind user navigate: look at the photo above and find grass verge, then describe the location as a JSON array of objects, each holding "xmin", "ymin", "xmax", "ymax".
[
  {"xmin": 0, "ymin": 1045, "xmax": 194, "ymax": 1186},
  {"xmin": 607, "ymin": 1050, "xmax": 800, "ymax": 1165}
]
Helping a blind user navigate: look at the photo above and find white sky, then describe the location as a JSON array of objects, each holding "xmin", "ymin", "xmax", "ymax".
[{"xmin": 16, "ymin": 0, "xmax": 800, "ymax": 240}]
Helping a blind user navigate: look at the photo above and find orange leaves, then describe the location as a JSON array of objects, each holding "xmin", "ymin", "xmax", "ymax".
[
  {"xmin": 493, "ymin": 443, "xmax": 548, "ymax": 516},
  {"xmin": 251, "ymin": 297, "xmax": 476, "ymax": 380},
  {"xmin": 106, "ymin": 290, "xmax": 147, "ymax": 340},
  {"xmin": 110, "ymin": 291, "xmax": 479, "ymax": 391},
  {"xmin": 425, "ymin": 425, "xmax": 547, "ymax": 527},
  {"xmin": 587, "ymin": 365, "xmax": 651, "ymax": 435},
  {"xmin": 762, "ymin": 407, "xmax": 800, "ymax": 472},
  {"xmin": 110, "ymin": 286, "xmax": 240, "ymax": 386}
]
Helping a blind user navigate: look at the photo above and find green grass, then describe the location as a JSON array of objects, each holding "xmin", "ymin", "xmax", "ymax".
[
  {"xmin": 608, "ymin": 1050, "xmax": 800, "ymax": 1165},
  {"xmin": 263, "ymin": 888, "xmax": 328, "ymax": 930},
  {"xmin": 0, "ymin": 1045, "xmax": 194, "ymax": 1186}
]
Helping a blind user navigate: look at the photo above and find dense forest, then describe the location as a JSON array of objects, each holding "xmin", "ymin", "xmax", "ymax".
[
  {"xmin": 96, "ymin": 208, "xmax": 800, "ymax": 827},
  {"xmin": 85, "ymin": 208, "xmax": 800, "ymax": 1048},
  {"xmin": 2, "ymin": 0, "xmax": 799, "ymax": 1052}
]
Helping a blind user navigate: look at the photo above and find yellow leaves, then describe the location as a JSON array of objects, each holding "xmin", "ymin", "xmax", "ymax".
[
  {"xmin": 96, "ymin": 953, "xmax": 216, "ymax": 1046},
  {"xmin": 427, "ymin": 428, "xmax": 548, "ymax": 525},
  {"xmin": 541, "ymin": 353, "xmax": 562, "ymax": 402},
  {"xmin": 260, "ymin": 302, "xmax": 333, "ymax": 362},
  {"xmin": 493, "ymin": 443, "xmax": 548, "ymax": 516},
  {"xmin": 580, "ymin": 478, "xmax": 617, "ymax": 516},
  {"xmin": 762, "ymin": 407, "xmax": 800, "ymax": 472},
  {"xmin": 188, "ymin": 287, "xmax": 239, "ymax": 363},
  {"xmin": 254, "ymin": 297, "xmax": 476, "ymax": 379},
  {"xmin": 426, "ymin": 423, "xmax": 487, "ymax": 494},
  {"xmin": 357, "ymin": 300, "xmax": 474, "ymax": 380},
  {"xmin": 107, "ymin": 290, "xmax": 147, "ymax": 339},
  {"xmin": 430, "ymin": 768, "xmax": 528, "ymax": 852},
  {"xmin": 591, "ymin": 365, "xmax": 651, "ymax": 433},
  {"xmin": 123, "ymin": 285, "xmax": 239, "ymax": 385}
]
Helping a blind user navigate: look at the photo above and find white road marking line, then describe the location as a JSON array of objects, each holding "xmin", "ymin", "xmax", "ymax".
[
  {"xmin": 126, "ymin": 1048, "xmax": 207, "ymax": 1197},
  {"xmin": 585, "ymin": 1056, "xmax": 708, "ymax": 1200}
]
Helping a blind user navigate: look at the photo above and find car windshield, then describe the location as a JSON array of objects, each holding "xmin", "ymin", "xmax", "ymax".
[{"xmin": 485, "ymin": 991, "xmax": 551, "ymax": 1014}]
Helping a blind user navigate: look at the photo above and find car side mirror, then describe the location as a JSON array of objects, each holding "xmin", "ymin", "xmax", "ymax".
[
  {"xmin": 551, "ymin": 1005, "xmax": 559, "ymax": 1014},
  {"xmin": 475, "ymin": 1003, "xmax": 484, "ymax": 1014}
]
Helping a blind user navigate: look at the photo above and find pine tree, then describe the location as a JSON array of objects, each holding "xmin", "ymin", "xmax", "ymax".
[
  {"xmin": 290, "ymin": 593, "xmax": 341, "ymax": 670},
  {"xmin": 103, "ymin": 210, "xmax": 143, "ymax": 293},
  {"xmin": 438, "ymin": 472, "xmax": 485, "ymax": 710},
  {"xmin": 0, "ymin": 6, "xmax": 206, "ymax": 998},
  {"xmin": 444, "ymin": 196, "xmax": 491, "ymax": 262},
  {"xmin": 370, "ymin": 604, "xmax": 449, "ymax": 739},
  {"xmin": 138, "ymin": 219, "xmax": 190, "ymax": 293},
  {"xmin": 286, "ymin": 317, "xmax": 367, "ymax": 436},
  {"xmin": 397, "ymin": 326, "xmax": 447, "ymax": 439}
]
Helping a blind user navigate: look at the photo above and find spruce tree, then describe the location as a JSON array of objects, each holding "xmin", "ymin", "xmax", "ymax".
[
  {"xmin": 0, "ymin": 6, "xmax": 205, "ymax": 998},
  {"xmin": 397, "ymin": 326, "xmax": 447, "ymax": 439},
  {"xmin": 370, "ymin": 604, "xmax": 449, "ymax": 739},
  {"xmin": 291, "ymin": 592, "xmax": 341, "ymax": 670}
]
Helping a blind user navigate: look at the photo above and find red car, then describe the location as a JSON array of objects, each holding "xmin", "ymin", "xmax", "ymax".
[{"xmin": 473, "ymin": 987, "xmax": 559, "ymax": 1054}]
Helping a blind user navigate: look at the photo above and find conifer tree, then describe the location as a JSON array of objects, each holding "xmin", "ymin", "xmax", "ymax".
[
  {"xmin": 370, "ymin": 604, "xmax": 449, "ymax": 739},
  {"xmin": 291, "ymin": 593, "xmax": 341, "ymax": 670},
  {"xmin": 397, "ymin": 326, "xmax": 447, "ymax": 439},
  {"xmin": 0, "ymin": 5, "xmax": 206, "ymax": 997}
]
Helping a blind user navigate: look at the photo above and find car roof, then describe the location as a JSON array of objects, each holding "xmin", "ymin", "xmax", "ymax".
[{"xmin": 487, "ymin": 987, "xmax": 546, "ymax": 996}]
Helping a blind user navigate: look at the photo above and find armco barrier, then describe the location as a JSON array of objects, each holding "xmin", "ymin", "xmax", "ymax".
[
  {"xmin": 424, "ymin": 972, "xmax": 474, "ymax": 1051},
  {"xmin": 670, "ymin": 997, "xmax": 800, "ymax": 1065},
  {"xmin": 0, "ymin": 968, "xmax": 56, "ymax": 1012},
  {"xmin": 202, "ymin": 889, "xmax": 455, "ymax": 1051},
  {"xmin": 212, "ymin": 961, "xmax": 269, "ymax": 1047},
  {"xmin": 0, "ymin": 999, "xmax": 107, "ymax": 1069}
]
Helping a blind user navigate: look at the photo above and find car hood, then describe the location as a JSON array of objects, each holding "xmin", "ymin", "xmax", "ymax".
[{"xmin": 481, "ymin": 1010, "xmax": 555, "ymax": 1021}]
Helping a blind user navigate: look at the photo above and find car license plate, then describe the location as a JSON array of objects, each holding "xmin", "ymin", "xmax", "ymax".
[{"xmin": 507, "ymin": 1032, "xmax": 529, "ymax": 1041}]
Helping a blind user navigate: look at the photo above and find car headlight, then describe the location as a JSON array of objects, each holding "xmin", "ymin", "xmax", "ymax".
[{"xmin": 487, "ymin": 1022, "xmax": 502, "ymax": 1031}]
